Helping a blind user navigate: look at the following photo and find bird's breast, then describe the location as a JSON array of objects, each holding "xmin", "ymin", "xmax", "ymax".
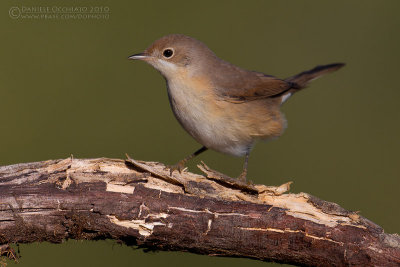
[
  {"xmin": 166, "ymin": 73, "xmax": 251, "ymax": 156},
  {"xmin": 166, "ymin": 74, "xmax": 215, "ymax": 136}
]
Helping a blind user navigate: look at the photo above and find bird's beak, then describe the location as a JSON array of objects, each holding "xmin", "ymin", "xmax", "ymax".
[{"xmin": 128, "ymin": 53, "xmax": 150, "ymax": 60}]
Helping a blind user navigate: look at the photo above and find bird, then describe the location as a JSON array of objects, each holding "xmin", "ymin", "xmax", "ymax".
[{"xmin": 129, "ymin": 34, "xmax": 344, "ymax": 181}]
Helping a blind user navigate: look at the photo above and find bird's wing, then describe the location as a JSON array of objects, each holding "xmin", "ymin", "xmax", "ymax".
[{"xmin": 211, "ymin": 68, "xmax": 293, "ymax": 103}]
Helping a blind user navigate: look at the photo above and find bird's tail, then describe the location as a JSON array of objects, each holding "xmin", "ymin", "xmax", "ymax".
[{"xmin": 285, "ymin": 63, "xmax": 345, "ymax": 89}]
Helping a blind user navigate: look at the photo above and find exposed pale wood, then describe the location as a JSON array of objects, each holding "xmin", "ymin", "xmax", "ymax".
[{"xmin": 0, "ymin": 156, "xmax": 399, "ymax": 266}]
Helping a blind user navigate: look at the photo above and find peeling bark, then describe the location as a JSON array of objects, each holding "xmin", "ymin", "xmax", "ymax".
[{"xmin": 0, "ymin": 156, "xmax": 399, "ymax": 266}]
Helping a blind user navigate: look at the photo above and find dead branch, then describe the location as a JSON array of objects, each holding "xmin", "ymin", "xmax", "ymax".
[{"xmin": 0, "ymin": 156, "xmax": 399, "ymax": 266}]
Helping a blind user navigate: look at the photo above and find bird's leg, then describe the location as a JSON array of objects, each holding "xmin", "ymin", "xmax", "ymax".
[
  {"xmin": 238, "ymin": 152, "xmax": 250, "ymax": 181},
  {"xmin": 169, "ymin": 146, "xmax": 208, "ymax": 175}
]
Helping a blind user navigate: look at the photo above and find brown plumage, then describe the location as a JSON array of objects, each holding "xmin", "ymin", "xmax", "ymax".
[{"xmin": 129, "ymin": 34, "xmax": 345, "ymax": 180}]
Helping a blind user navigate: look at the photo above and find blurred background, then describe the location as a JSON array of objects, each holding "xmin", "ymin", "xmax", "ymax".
[{"xmin": 1, "ymin": 0, "xmax": 399, "ymax": 266}]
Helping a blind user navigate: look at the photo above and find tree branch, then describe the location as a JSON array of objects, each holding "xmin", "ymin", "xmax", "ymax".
[{"xmin": 0, "ymin": 156, "xmax": 399, "ymax": 266}]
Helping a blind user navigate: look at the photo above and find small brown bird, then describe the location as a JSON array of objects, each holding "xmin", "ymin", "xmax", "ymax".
[{"xmin": 129, "ymin": 34, "xmax": 344, "ymax": 180}]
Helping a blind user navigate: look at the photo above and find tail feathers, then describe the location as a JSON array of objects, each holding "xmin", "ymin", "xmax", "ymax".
[{"xmin": 286, "ymin": 63, "xmax": 345, "ymax": 89}]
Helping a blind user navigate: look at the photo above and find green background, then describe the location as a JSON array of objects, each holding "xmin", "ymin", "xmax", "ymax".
[{"xmin": 1, "ymin": 0, "xmax": 399, "ymax": 266}]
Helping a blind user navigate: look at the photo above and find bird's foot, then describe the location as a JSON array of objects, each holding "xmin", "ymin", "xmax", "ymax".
[
  {"xmin": 166, "ymin": 160, "xmax": 187, "ymax": 176},
  {"xmin": 237, "ymin": 170, "xmax": 247, "ymax": 182}
]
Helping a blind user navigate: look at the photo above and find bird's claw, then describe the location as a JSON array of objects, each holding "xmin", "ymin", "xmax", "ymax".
[
  {"xmin": 167, "ymin": 161, "xmax": 186, "ymax": 176},
  {"xmin": 237, "ymin": 171, "xmax": 247, "ymax": 182}
]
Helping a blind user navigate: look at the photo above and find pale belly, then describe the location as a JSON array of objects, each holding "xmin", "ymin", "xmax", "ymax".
[{"xmin": 166, "ymin": 79, "xmax": 253, "ymax": 157}]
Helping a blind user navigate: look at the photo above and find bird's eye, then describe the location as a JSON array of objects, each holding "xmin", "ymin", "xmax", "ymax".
[{"xmin": 163, "ymin": 49, "xmax": 174, "ymax": 58}]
